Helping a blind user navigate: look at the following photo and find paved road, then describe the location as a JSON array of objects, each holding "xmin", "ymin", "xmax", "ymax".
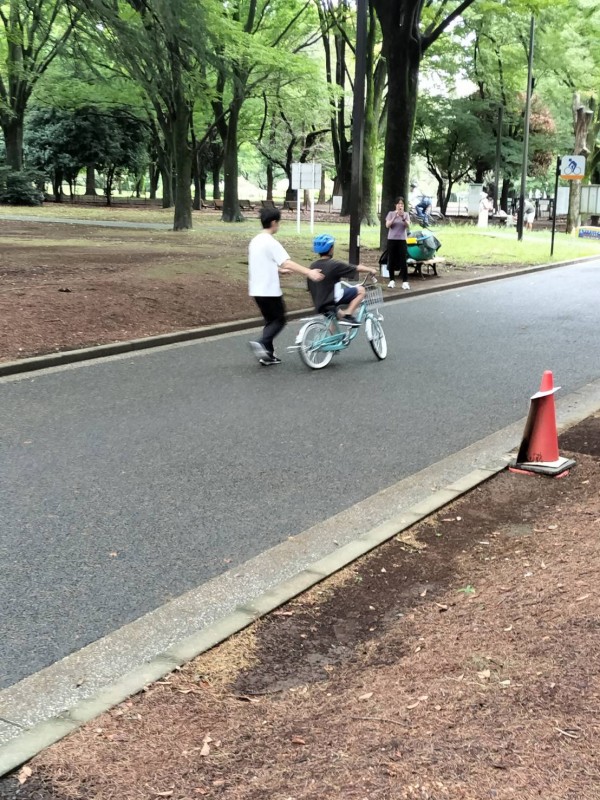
[{"xmin": 2, "ymin": 261, "xmax": 600, "ymax": 689}]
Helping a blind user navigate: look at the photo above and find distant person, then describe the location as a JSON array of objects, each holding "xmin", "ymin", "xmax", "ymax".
[
  {"xmin": 409, "ymin": 182, "xmax": 421, "ymax": 208},
  {"xmin": 248, "ymin": 208, "xmax": 324, "ymax": 366},
  {"xmin": 385, "ymin": 197, "xmax": 411, "ymax": 290},
  {"xmin": 414, "ymin": 195, "xmax": 433, "ymax": 227},
  {"xmin": 477, "ymin": 192, "xmax": 493, "ymax": 227},
  {"xmin": 523, "ymin": 198, "xmax": 535, "ymax": 231}
]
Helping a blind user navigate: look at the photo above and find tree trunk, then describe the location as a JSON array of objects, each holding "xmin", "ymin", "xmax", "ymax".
[
  {"xmin": 85, "ymin": 166, "xmax": 97, "ymax": 195},
  {"xmin": 361, "ymin": 6, "xmax": 385, "ymax": 226},
  {"xmin": 376, "ymin": 27, "xmax": 420, "ymax": 246},
  {"xmin": 106, "ymin": 168, "xmax": 114, "ymax": 206},
  {"xmin": 172, "ymin": 103, "xmax": 193, "ymax": 230},
  {"xmin": 318, "ymin": 168, "xmax": 326, "ymax": 204},
  {"xmin": 266, "ymin": 162, "xmax": 274, "ymax": 202},
  {"xmin": 2, "ymin": 116, "xmax": 24, "ymax": 171},
  {"xmin": 567, "ymin": 95, "xmax": 594, "ymax": 235},
  {"xmin": 222, "ymin": 101, "xmax": 244, "ymax": 222},
  {"xmin": 53, "ymin": 171, "xmax": 63, "ymax": 203},
  {"xmin": 500, "ymin": 178, "xmax": 510, "ymax": 213},
  {"xmin": 149, "ymin": 163, "xmax": 159, "ymax": 200}
]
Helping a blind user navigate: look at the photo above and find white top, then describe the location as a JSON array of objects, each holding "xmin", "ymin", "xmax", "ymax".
[{"xmin": 248, "ymin": 231, "xmax": 290, "ymax": 297}]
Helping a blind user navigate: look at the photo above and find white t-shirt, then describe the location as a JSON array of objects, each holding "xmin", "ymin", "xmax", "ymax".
[{"xmin": 248, "ymin": 231, "xmax": 290, "ymax": 297}]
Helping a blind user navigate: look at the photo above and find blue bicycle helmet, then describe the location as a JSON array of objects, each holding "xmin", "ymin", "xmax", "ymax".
[{"xmin": 313, "ymin": 233, "xmax": 335, "ymax": 254}]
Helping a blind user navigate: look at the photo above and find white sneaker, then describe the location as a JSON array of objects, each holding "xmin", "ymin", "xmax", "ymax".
[
  {"xmin": 387, "ymin": 280, "xmax": 396, "ymax": 289},
  {"xmin": 249, "ymin": 340, "xmax": 268, "ymax": 361},
  {"xmin": 402, "ymin": 282, "xmax": 410, "ymax": 290}
]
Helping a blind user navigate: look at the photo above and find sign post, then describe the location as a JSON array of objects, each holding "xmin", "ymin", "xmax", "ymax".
[
  {"xmin": 551, "ymin": 154, "xmax": 587, "ymax": 256},
  {"xmin": 291, "ymin": 163, "xmax": 322, "ymax": 234}
]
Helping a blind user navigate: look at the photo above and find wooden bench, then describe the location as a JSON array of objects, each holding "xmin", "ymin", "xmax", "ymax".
[
  {"xmin": 239, "ymin": 199, "xmax": 255, "ymax": 211},
  {"xmin": 213, "ymin": 198, "xmax": 224, "ymax": 210},
  {"xmin": 408, "ymin": 256, "xmax": 445, "ymax": 278},
  {"xmin": 261, "ymin": 200, "xmax": 277, "ymax": 209},
  {"xmin": 283, "ymin": 200, "xmax": 298, "ymax": 211}
]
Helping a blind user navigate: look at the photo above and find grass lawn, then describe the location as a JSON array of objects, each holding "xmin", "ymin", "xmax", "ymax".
[{"xmin": 0, "ymin": 203, "xmax": 598, "ymax": 269}]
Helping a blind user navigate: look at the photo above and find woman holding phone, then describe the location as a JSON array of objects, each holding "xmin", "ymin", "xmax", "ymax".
[{"xmin": 385, "ymin": 197, "xmax": 411, "ymax": 290}]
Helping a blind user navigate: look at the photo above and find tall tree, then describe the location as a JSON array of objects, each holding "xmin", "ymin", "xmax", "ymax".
[
  {"xmin": 72, "ymin": 0, "xmax": 210, "ymax": 230},
  {"xmin": 371, "ymin": 0, "xmax": 477, "ymax": 243},
  {"xmin": 0, "ymin": 0, "xmax": 82, "ymax": 170},
  {"xmin": 210, "ymin": 0, "xmax": 321, "ymax": 222}
]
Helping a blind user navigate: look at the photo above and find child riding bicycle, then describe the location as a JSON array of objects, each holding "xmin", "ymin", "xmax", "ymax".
[{"xmin": 308, "ymin": 234, "xmax": 377, "ymax": 327}]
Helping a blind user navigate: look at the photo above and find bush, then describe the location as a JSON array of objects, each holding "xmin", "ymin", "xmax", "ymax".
[{"xmin": 0, "ymin": 167, "xmax": 44, "ymax": 206}]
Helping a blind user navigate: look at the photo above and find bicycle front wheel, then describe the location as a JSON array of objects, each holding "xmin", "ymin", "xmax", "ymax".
[
  {"xmin": 366, "ymin": 316, "xmax": 387, "ymax": 360},
  {"xmin": 299, "ymin": 320, "xmax": 334, "ymax": 370}
]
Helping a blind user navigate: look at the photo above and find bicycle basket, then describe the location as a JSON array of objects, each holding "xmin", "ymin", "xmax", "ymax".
[{"xmin": 365, "ymin": 284, "xmax": 384, "ymax": 311}]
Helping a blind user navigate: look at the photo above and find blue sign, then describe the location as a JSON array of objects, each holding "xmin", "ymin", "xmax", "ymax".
[{"xmin": 578, "ymin": 227, "xmax": 600, "ymax": 239}]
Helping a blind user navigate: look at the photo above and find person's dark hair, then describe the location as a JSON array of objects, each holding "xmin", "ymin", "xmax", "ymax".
[
  {"xmin": 260, "ymin": 207, "xmax": 281, "ymax": 228},
  {"xmin": 394, "ymin": 196, "xmax": 405, "ymax": 205}
]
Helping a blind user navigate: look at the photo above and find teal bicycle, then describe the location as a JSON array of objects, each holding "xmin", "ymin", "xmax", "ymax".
[{"xmin": 290, "ymin": 276, "xmax": 387, "ymax": 370}]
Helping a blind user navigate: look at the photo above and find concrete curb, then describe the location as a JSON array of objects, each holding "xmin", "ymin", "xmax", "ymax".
[
  {"xmin": 2, "ymin": 376, "xmax": 600, "ymax": 777},
  {"xmin": 0, "ymin": 462, "xmax": 505, "ymax": 777},
  {"xmin": 1, "ymin": 254, "xmax": 598, "ymax": 378}
]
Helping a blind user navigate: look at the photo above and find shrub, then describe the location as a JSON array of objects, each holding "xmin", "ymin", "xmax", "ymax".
[{"xmin": 0, "ymin": 167, "xmax": 45, "ymax": 206}]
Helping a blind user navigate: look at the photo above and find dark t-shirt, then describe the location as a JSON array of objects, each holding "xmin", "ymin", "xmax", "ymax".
[{"xmin": 308, "ymin": 258, "xmax": 358, "ymax": 313}]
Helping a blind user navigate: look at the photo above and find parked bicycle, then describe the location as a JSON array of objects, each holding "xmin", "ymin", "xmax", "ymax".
[{"xmin": 289, "ymin": 275, "xmax": 387, "ymax": 370}]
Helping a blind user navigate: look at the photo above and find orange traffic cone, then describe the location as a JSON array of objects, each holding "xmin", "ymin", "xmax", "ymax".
[{"xmin": 510, "ymin": 370, "xmax": 576, "ymax": 477}]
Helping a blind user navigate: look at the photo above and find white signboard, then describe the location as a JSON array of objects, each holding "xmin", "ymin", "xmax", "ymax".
[
  {"xmin": 467, "ymin": 183, "xmax": 483, "ymax": 217},
  {"xmin": 581, "ymin": 185, "xmax": 600, "ymax": 215},
  {"xmin": 560, "ymin": 155, "xmax": 586, "ymax": 180},
  {"xmin": 291, "ymin": 162, "xmax": 322, "ymax": 190},
  {"xmin": 555, "ymin": 186, "xmax": 570, "ymax": 215}
]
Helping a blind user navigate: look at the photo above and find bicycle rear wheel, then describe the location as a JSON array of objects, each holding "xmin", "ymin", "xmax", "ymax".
[
  {"xmin": 299, "ymin": 320, "xmax": 334, "ymax": 369},
  {"xmin": 366, "ymin": 316, "xmax": 387, "ymax": 360}
]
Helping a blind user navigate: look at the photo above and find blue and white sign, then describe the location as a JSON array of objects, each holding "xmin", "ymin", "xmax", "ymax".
[{"xmin": 560, "ymin": 155, "xmax": 586, "ymax": 180}]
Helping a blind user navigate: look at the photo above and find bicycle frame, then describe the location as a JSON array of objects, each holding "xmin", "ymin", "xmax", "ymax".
[{"xmin": 291, "ymin": 293, "xmax": 383, "ymax": 356}]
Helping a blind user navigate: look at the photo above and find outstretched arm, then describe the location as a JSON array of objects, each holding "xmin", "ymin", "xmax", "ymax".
[{"xmin": 281, "ymin": 259, "xmax": 324, "ymax": 282}]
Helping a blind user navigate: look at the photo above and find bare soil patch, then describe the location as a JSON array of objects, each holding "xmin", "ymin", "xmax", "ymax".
[
  {"xmin": 1, "ymin": 417, "xmax": 599, "ymax": 799},
  {"xmin": 0, "ymin": 219, "xmax": 526, "ymax": 363}
]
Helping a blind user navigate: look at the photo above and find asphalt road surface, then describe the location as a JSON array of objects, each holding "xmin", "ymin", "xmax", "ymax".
[{"xmin": 2, "ymin": 261, "xmax": 600, "ymax": 689}]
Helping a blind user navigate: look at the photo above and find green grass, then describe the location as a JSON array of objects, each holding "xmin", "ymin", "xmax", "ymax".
[{"xmin": 0, "ymin": 203, "xmax": 598, "ymax": 268}]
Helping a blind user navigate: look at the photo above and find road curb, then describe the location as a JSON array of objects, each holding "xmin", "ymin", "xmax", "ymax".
[
  {"xmin": 2, "ymin": 377, "xmax": 600, "ymax": 777},
  {"xmin": 0, "ymin": 462, "xmax": 505, "ymax": 778},
  {"xmin": 1, "ymin": 254, "xmax": 598, "ymax": 378}
]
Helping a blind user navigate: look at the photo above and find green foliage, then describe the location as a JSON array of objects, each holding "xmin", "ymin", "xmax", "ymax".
[
  {"xmin": 414, "ymin": 95, "xmax": 495, "ymax": 208},
  {"xmin": 25, "ymin": 104, "xmax": 149, "ymax": 202},
  {"xmin": 0, "ymin": 166, "xmax": 44, "ymax": 205}
]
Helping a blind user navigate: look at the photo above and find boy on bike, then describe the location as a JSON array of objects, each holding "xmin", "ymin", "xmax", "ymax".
[{"xmin": 309, "ymin": 234, "xmax": 377, "ymax": 327}]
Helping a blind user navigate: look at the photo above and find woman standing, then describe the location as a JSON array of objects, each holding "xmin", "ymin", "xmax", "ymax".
[{"xmin": 385, "ymin": 197, "xmax": 411, "ymax": 290}]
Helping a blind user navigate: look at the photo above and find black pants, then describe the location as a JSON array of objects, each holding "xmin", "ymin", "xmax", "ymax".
[
  {"xmin": 387, "ymin": 239, "xmax": 408, "ymax": 282},
  {"xmin": 254, "ymin": 295, "xmax": 287, "ymax": 355}
]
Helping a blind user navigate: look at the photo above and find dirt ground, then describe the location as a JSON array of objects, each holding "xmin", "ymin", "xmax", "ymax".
[
  {"xmin": 1, "ymin": 414, "xmax": 599, "ymax": 800},
  {"xmin": 0, "ymin": 218, "xmax": 523, "ymax": 363}
]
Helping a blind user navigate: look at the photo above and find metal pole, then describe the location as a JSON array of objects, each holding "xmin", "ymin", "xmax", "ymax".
[
  {"xmin": 348, "ymin": 0, "xmax": 368, "ymax": 264},
  {"xmin": 493, "ymin": 104, "xmax": 504, "ymax": 210},
  {"xmin": 517, "ymin": 15, "xmax": 535, "ymax": 241},
  {"xmin": 550, "ymin": 156, "xmax": 560, "ymax": 257}
]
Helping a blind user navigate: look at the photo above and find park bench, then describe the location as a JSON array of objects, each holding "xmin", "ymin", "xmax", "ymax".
[
  {"xmin": 408, "ymin": 256, "xmax": 445, "ymax": 278},
  {"xmin": 283, "ymin": 200, "xmax": 298, "ymax": 211},
  {"xmin": 261, "ymin": 200, "xmax": 277, "ymax": 209},
  {"xmin": 239, "ymin": 199, "xmax": 255, "ymax": 210},
  {"xmin": 213, "ymin": 198, "xmax": 224, "ymax": 210}
]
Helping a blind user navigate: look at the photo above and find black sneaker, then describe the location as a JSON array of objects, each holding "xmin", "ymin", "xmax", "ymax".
[
  {"xmin": 259, "ymin": 355, "xmax": 282, "ymax": 366},
  {"xmin": 340, "ymin": 315, "xmax": 360, "ymax": 327}
]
